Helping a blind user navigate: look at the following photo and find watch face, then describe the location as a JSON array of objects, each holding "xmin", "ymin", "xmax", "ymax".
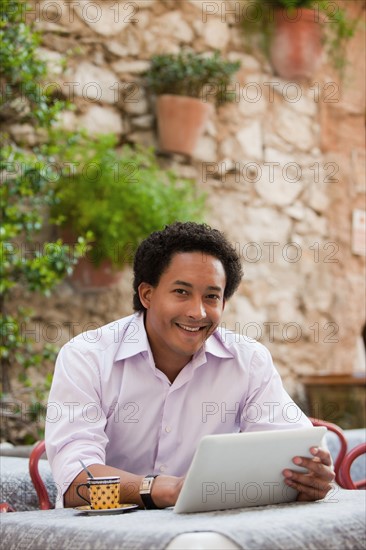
[
  {"xmin": 140, "ymin": 476, "xmax": 154, "ymax": 493},
  {"xmin": 139, "ymin": 476, "xmax": 159, "ymax": 509}
]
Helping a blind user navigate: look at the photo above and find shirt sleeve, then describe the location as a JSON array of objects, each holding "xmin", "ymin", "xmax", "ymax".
[
  {"xmin": 45, "ymin": 343, "xmax": 108, "ymax": 496},
  {"xmin": 239, "ymin": 343, "xmax": 312, "ymax": 432}
]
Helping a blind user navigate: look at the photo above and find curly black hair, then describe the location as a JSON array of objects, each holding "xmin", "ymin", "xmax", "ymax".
[{"xmin": 133, "ymin": 222, "xmax": 243, "ymax": 311}]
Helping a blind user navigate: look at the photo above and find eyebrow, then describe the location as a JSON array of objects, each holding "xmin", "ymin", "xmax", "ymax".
[{"xmin": 172, "ymin": 280, "xmax": 223, "ymax": 292}]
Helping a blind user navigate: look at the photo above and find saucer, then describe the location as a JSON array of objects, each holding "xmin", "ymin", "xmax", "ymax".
[{"xmin": 74, "ymin": 504, "xmax": 139, "ymax": 515}]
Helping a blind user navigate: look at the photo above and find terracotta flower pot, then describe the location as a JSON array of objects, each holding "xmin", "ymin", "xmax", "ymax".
[
  {"xmin": 269, "ymin": 8, "xmax": 323, "ymax": 80},
  {"xmin": 61, "ymin": 229, "xmax": 122, "ymax": 290},
  {"xmin": 68, "ymin": 256, "xmax": 123, "ymax": 290},
  {"xmin": 156, "ymin": 95, "xmax": 213, "ymax": 156}
]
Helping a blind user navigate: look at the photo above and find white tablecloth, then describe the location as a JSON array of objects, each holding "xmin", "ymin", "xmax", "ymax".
[{"xmin": 1, "ymin": 490, "xmax": 365, "ymax": 550}]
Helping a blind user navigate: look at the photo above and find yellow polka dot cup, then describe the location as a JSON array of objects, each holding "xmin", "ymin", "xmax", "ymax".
[{"xmin": 76, "ymin": 476, "xmax": 120, "ymax": 510}]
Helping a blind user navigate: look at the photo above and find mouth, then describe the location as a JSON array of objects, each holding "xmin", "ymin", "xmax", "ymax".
[{"xmin": 175, "ymin": 323, "xmax": 209, "ymax": 334}]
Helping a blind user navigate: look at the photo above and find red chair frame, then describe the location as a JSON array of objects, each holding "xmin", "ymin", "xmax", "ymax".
[
  {"xmin": 29, "ymin": 440, "xmax": 53, "ymax": 510},
  {"xmin": 308, "ymin": 417, "xmax": 348, "ymax": 487},
  {"xmin": 339, "ymin": 442, "xmax": 366, "ymax": 490},
  {"xmin": 0, "ymin": 502, "xmax": 16, "ymax": 513}
]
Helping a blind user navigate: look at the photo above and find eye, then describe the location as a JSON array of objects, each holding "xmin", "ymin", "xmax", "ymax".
[
  {"xmin": 207, "ymin": 294, "xmax": 220, "ymax": 301},
  {"xmin": 174, "ymin": 288, "xmax": 188, "ymax": 295}
]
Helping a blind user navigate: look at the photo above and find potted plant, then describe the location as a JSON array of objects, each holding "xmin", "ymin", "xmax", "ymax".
[
  {"xmin": 242, "ymin": 0, "xmax": 357, "ymax": 80},
  {"xmin": 51, "ymin": 132, "xmax": 206, "ymax": 289},
  {"xmin": 144, "ymin": 51, "xmax": 240, "ymax": 156}
]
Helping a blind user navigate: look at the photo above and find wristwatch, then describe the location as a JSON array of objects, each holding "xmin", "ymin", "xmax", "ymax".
[{"xmin": 139, "ymin": 474, "xmax": 159, "ymax": 509}]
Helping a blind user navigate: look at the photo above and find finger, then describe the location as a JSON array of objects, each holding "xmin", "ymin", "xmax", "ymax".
[
  {"xmin": 284, "ymin": 469, "xmax": 333, "ymax": 491},
  {"xmin": 310, "ymin": 447, "xmax": 333, "ymax": 466},
  {"xmin": 291, "ymin": 456, "xmax": 335, "ymax": 481},
  {"xmin": 288, "ymin": 481, "xmax": 331, "ymax": 501},
  {"xmin": 295, "ymin": 448, "xmax": 333, "ymax": 468},
  {"xmin": 284, "ymin": 477, "xmax": 333, "ymax": 501}
]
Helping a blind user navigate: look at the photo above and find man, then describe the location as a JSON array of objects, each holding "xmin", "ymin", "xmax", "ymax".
[{"xmin": 45, "ymin": 222, "xmax": 334, "ymax": 508}]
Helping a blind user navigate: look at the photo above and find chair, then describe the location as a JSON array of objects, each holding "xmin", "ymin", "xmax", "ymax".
[
  {"xmin": 308, "ymin": 417, "xmax": 348, "ymax": 487},
  {"xmin": 0, "ymin": 503, "xmax": 16, "ymax": 513},
  {"xmin": 29, "ymin": 440, "xmax": 53, "ymax": 510},
  {"xmin": 0, "ymin": 440, "xmax": 52, "ymax": 513},
  {"xmin": 339, "ymin": 443, "xmax": 366, "ymax": 490}
]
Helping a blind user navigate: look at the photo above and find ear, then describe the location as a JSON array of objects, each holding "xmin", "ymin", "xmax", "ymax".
[
  {"xmin": 222, "ymin": 298, "xmax": 226, "ymax": 311},
  {"xmin": 138, "ymin": 282, "xmax": 154, "ymax": 310}
]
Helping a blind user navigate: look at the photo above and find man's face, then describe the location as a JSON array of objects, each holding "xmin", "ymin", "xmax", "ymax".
[{"xmin": 139, "ymin": 252, "xmax": 226, "ymax": 370}]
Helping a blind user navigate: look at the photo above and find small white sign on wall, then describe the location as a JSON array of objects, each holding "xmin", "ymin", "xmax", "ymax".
[{"xmin": 352, "ymin": 209, "xmax": 366, "ymax": 256}]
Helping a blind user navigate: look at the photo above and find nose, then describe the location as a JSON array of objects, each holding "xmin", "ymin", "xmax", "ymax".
[{"xmin": 186, "ymin": 297, "xmax": 207, "ymax": 320}]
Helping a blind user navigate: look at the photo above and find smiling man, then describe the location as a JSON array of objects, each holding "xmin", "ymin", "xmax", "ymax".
[
  {"xmin": 138, "ymin": 251, "xmax": 226, "ymax": 382},
  {"xmin": 45, "ymin": 222, "xmax": 335, "ymax": 509}
]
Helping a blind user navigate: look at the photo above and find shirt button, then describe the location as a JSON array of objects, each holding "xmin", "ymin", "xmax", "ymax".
[
  {"xmin": 165, "ymin": 426, "xmax": 171, "ymax": 433},
  {"xmin": 159, "ymin": 465, "xmax": 166, "ymax": 472}
]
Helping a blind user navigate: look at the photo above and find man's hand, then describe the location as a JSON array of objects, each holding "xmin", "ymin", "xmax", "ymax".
[
  {"xmin": 283, "ymin": 447, "xmax": 335, "ymax": 501},
  {"xmin": 64, "ymin": 464, "xmax": 184, "ymax": 509},
  {"xmin": 151, "ymin": 476, "xmax": 185, "ymax": 508}
]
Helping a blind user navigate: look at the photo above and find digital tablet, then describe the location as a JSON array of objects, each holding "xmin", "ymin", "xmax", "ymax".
[{"xmin": 174, "ymin": 426, "xmax": 327, "ymax": 513}]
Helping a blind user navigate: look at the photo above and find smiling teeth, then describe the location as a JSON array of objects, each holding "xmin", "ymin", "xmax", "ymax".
[{"xmin": 178, "ymin": 324, "xmax": 201, "ymax": 332}]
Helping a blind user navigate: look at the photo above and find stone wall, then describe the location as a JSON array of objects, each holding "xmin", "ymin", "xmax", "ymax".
[{"xmin": 12, "ymin": 0, "xmax": 366, "ymax": 401}]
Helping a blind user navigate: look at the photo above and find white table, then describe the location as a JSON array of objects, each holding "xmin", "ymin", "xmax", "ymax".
[{"xmin": 1, "ymin": 490, "xmax": 365, "ymax": 549}]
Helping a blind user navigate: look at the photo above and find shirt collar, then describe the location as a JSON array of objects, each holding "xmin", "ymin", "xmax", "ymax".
[
  {"xmin": 188, "ymin": 328, "xmax": 234, "ymax": 370},
  {"xmin": 114, "ymin": 313, "xmax": 234, "ymax": 364},
  {"xmin": 204, "ymin": 328, "xmax": 235, "ymax": 359},
  {"xmin": 114, "ymin": 312, "xmax": 150, "ymax": 361}
]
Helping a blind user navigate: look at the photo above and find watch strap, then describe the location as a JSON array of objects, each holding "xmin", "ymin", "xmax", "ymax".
[{"xmin": 139, "ymin": 474, "xmax": 159, "ymax": 509}]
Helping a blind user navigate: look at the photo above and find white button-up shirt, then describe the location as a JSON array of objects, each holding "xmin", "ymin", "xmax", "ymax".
[{"xmin": 45, "ymin": 312, "xmax": 311, "ymax": 495}]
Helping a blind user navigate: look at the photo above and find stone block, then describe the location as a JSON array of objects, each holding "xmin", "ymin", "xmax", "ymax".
[
  {"xmin": 142, "ymin": 31, "xmax": 181, "ymax": 56},
  {"xmin": 202, "ymin": 19, "xmax": 229, "ymax": 50},
  {"xmin": 243, "ymin": 207, "xmax": 292, "ymax": 243},
  {"xmin": 78, "ymin": 105, "xmax": 124, "ymax": 135},
  {"xmin": 305, "ymin": 182, "xmax": 330, "ymax": 214},
  {"xmin": 294, "ymin": 208, "xmax": 328, "ymax": 237},
  {"xmin": 228, "ymin": 53, "xmax": 261, "ymax": 72},
  {"xmin": 9, "ymin": 124, "xmax": 38, "ymax": 146},
  {"xmin": 238, "ymin": 86, "xmax": 267, "ymax": 117},
  {"xmin": 134, "ymin": 0, "xmax": 156, "ymax": 8},
  {"xmin": 193, "ymin": 136, "xmax": 218, "ymax": 162},
  {"xmin": 64, "ymin": 62, "xmax": 119, "ymax": 105},
  {"xmin": 37, "ymin": 48, "xmax": 64, "ymax": 76},
  {"xmin": 230, "ymin": 295, "xmax": 267, "ymax": 327},
  {"xmin": 150, "ymin": 11, "xmax": 193, "ymax": 43},
  {"xmin": 123, "ymin": 91, "xmax": 148, "ymax": 115},
  {"xmin": 254, "ymin": 148, "xmax": 305, "ymax": 206},
  {"xmin": 285, "ymin": 204, "xmax": 305, "ymax": 221},
  {"xmin": 105, "ymin": 41, "xmax": 129, "ymax": 57},
  {"xmin": 74, "ymin": 1, "xmax": 132, "ymax": 37},
  {"xmin": 275, "ymin": 104, "xmax": 315, "ymax": 152},
  {"xmin": 112, "ymin": 60, "xmax": 150, "ymax": 74},
  {"xmin": 236, "ymin": 121, "xmax": 263, "ymax": 161},
  {"xmin": 219, "ymin": 136, "xmax": 245, "ymax": 160},
  {"xmin": 290, "ymin": 90, "xmax": 317, "ymax": 117},
  {"xmin": 56, "ymin": 110, "xmax": 78, "ymax": 131},
  {"xmin": 131, "ymin": 114, "xmax": 153, "ymax": 129},
  {"xmin": 302, "ymin": 268, "xmax": 333, "ymax": 313}
]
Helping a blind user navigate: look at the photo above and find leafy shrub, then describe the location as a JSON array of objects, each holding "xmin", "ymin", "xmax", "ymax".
[
  {"xmin": 0, "ymin": 0, "xmax": 85, "ymax": 442},
  {"xmin": 51, "ymin": 132, "xmax": 207, "ymax": 266},
  {"xmin": 144, "ymin": 51, "xmax": 240, "ymax": 105}
]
